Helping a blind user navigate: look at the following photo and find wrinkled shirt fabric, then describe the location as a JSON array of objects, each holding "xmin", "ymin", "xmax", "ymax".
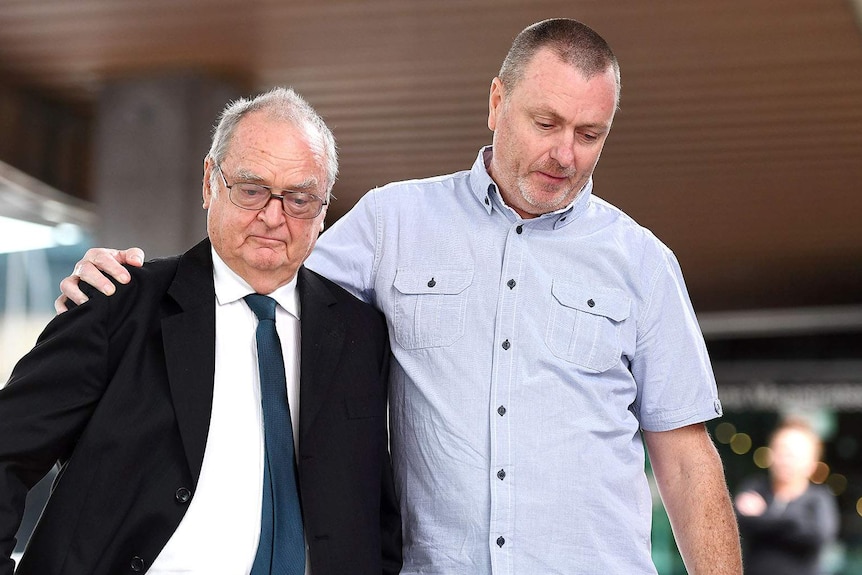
[{"xmin": 306, "ymin": 146, "xmax": 722, "ymax": 575}]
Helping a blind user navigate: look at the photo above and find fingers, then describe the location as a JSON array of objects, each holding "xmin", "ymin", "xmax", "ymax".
[
  {"xmin": 56, "ymin": 247, "xmax": 146, "ymax": 313},
  {"xmin": 81, "ymin": 246, "xmax": 146, "ymax": 284},
  {"xmin": 54, "ymin": 294, "xmax": 72, "ymax": 314},
  {"xmin": 84, "ymin": 248, "xmax": 131, "ymax": 284},
  {"xmin": 81, "ymin": 259, "xmax": 123, "ymax": 292},
  {"xmin": 117, "ymin": 247, "xmax": 145, "ymax": 268},
  {"xmin": 56, "ymin": 272, "xmax": 92, "ymax": 312}
]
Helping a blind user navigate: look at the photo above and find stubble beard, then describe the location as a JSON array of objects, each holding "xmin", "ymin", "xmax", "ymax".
[{"xmin": 516, "ymin": 172, "xmax": 579, "ymax": 215}]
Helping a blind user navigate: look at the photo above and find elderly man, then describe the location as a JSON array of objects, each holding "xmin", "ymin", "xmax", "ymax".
[
  {"xmin": 59, "ymin": 18, "xmax": 741, "ymax": 575},
  {"xmin": 1, "ymin": 87, "xmax": 401, "ymax": 575}
]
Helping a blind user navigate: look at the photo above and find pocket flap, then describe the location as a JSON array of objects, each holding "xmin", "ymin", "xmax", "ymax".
[
  {"xmin": 394, "ymin": 267, "xmax": 473, "ymax": 295},
  {"xmin": 551, "ymin": 280, "xmax": 631, "ymax": 322}
]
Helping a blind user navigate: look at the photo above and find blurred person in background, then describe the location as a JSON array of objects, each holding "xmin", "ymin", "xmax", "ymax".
[
  {"xmin": 56, "ymin": 18, "xmax": 742, "ymax": 574},
  {"xmin": 735, "ymin": 418, "xmax": 840, "ymax": 575}
]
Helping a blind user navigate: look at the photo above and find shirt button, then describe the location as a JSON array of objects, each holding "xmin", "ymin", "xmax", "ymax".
[
  {"xmin": 506, "ymin": 279, "xmax": 516, "ymax": 289},
  {"xmin": 501, "ymin": 339, "xmax": 510, "ymax": 350},
  {"xmin": 515, "ymin": 225, "xmax": 523, "ymax": 234},
  {"xmin": 175, "ymin": 487, "xmax": 191, "ymax": 504},
  {"xmin": 130, "ymin": 556, "xmax": 146, "ymax": 572},
  {"xmin": 497, "ymin": 405, "xmax": 506, "ymax": 416},
  {"xmin": 497, "ymin": 469, "xmax": 506, "ymax": 480},
  {"xmin": 485, "ymin": 197, "xmax": 490, "ymax": 205},
  {"xmin": 427, "ymin": 278, "xmax": 436, "ymax": 288},
  {"xmin": 497, "ymin": 536, "xmax": 506, "ymax": 547},
  {"xmin": 587, "ymin": 298, "xmax": 595, "ymax": 308}
]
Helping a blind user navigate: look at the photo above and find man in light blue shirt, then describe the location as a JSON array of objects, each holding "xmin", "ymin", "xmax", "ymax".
[{"xmin": 60, "ymin": 18, "xmax": 742, "ymax": 575}]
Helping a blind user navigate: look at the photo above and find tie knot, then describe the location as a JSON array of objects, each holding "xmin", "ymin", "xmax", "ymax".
[{"xmin": 244, "ymin": 293, "xmax": 277, "ymax": 321}]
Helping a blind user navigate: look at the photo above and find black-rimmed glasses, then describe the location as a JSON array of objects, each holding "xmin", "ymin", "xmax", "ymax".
[{"xmin": 217, "ymin": 164, "xmax": 328, "ymax": 220}]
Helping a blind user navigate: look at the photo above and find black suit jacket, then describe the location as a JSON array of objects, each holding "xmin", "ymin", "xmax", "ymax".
[{"xmin": 0, "ymin": 239, "xmax": 402, "ymax": 575}]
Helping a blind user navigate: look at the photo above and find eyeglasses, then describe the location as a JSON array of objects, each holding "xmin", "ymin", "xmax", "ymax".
[{"xmin": 216, "ymin": 164, "xmax": 328, "ymax": 220}]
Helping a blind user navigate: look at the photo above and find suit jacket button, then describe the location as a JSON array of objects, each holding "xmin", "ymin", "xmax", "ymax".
[
  {"xmin": 175, "ymin": 487, "xmax": 192, "ymax": 504},
  {"xmin": 130, "ymin": 556, "xmax": 146, "ymax": 571}
]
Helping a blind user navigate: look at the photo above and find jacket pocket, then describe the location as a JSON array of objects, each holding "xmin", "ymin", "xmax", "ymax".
[
  {"xmin": 392, "ymin": 266, "xmax": 473, "ymax": 349},
  {"xmin": 545, "ymin": 280, "xmax": 631, "ymax": 372}
]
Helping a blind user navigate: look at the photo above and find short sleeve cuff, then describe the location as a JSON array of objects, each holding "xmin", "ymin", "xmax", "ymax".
[{"xmin": 639, "ymin": 398, "xmax": 723, "ymax": 432}]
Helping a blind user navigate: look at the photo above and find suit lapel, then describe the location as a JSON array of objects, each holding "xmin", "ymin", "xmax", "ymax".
[
  {"xmin": 160, "ymin": 254, "xmax": 344, "ymax": 478},
  {"xmin": 297, "ymin": 267, "xmax": 346, "ymax": 440},
  {"xmin": 162, "ymin": 240, "xmax": 217, "ymax": 482}
]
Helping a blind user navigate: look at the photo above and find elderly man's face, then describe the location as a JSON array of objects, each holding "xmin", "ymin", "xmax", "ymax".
[
  {"xmin": 202, "ymin": 110, "xmax": 328, "ymax": 293},
  {"xmin": 487, "ymin": 48, "xmax": 617, "ymax": 219}
]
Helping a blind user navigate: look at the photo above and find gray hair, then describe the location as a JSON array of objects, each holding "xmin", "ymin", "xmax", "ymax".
[
  {"xmin": 499, "ymin": 19, "xmax": 621, "ymax": 105},
  {"xmin": 207, "ymin": 86, "xmax": 338, "ymax": 199}
]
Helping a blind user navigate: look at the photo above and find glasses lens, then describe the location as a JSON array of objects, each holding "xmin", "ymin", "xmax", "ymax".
[
  {"xmin": 232, "ymin": 184, "xmax": 271, "ymax": 209},
  {"xmin": 225, "ymin": 174, "xmax": 324, "ymax": 219},
  {"xmin": 283, "ymin": 192, "xmax": 322, "ymax": 219}
]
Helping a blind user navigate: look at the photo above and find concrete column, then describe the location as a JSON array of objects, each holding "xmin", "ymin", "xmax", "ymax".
[{"xmin": 93, "ymin": 74, "xmax": 244, "ymax": 257}]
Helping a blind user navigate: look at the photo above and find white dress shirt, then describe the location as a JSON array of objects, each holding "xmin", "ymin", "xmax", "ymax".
[{"xmin": 149, "ymin": 249, "xmax": 309, "ymax": 574}]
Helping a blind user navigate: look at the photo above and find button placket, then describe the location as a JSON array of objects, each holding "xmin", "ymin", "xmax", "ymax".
[{"xmin": 489, "ymin": 215, "xmax": 523, "ymax": 574}]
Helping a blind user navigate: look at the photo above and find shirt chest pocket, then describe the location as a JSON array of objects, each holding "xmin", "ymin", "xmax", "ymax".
[
  {"xmin": 545, "ymin": 280, "xmax": 631, "ymax": 372},
  {"xmin": 393, "ymin": 267, "xmax": 473, "ymax": 349}
]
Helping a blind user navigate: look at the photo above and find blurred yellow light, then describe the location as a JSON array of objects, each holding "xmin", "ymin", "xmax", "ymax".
[
  {"xmin": 826, "ymin": 474, "xmax": 848, "ymax": 496},
  {"xmin": 715, "ymin": 422, "xmax": 736, "ymax": 444},
  {"xmin": 752, "ymin": 446, "xmax": 772, "ymax": 469},
  {"xmin": 811, "ymin": 462, "xmax": 830, "ymax": 484},
  {"xmin": 857, "ymin": 497, "xmax": 862, "ymax": 517},
  {"xmin": 730, "ymin": 433, "xmax": 752, "ymax": 455}
]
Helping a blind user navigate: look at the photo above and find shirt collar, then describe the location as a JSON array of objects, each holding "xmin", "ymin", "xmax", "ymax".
[
  {"xmin": 212, "ymin": 248, "xmax": 300, "ymax": 320},
  {"xmin": 468, "ymin": 145, "xmax": 593, "ymax": 229}
]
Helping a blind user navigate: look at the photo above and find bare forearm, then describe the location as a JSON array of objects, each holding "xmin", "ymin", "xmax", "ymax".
[
  {"xmin": 646, "ymin": 425, "xmax": 742, "ymax": 574},
  {"xmin": 665, "ymin": 455, "xmax": 741, "ymax": 573}
]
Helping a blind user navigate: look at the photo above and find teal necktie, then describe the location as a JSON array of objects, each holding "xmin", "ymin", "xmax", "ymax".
[{"xmin": 245, "ymin": 294, "xmax": 305, "ymax": 575}]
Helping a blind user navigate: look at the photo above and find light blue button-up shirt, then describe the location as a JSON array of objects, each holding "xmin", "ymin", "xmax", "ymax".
[{"xmin": 306, "ymin": 147, "xmax": 722, "ymax": 574}]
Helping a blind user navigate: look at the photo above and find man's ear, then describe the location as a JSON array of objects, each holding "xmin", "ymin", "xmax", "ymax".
[
  {"xmin": 202, "ymin": 156, "xmax": 214, "ymax": 209},
  {"xmin": 318, "ymin": 203, "xmax": 328, "ymax": 233},
  {"xmin": 488, "ymin": 77, "xmax": 505, "ymax": 132}
]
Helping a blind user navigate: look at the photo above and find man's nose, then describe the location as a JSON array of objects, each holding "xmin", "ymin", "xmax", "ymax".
[
  {"xmin": 549, "ymin": 132, "xmax": 576, "ymax": 168},
  {"xmin": 258, "ymin": 195, "xmax": 286, "ymax": 224}
]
